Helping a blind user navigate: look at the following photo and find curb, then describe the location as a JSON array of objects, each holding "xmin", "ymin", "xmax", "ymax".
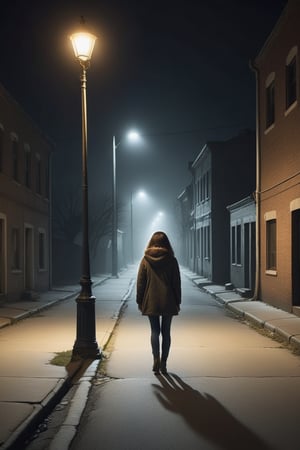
[
  {"xmin": 2, "ymin": 378, "xmax": 72, "ymax": 450},
  {"xmin": 1, "ymin": 274, "xmax": 128, "ymax": 450},
  {"xmin": 183, "ymin": 270, "xmax": 300, "ymax": 354},
  {"xmin": 0, "ymin": 277, "xmax": 110, "ymax": 330},
  {"xmin": 48, "ymin": 365, "xmax": 98, "ymax": 450},
  {"xmin": 224, "ymin": 300, "xmax": 300, "ymax": 352}
]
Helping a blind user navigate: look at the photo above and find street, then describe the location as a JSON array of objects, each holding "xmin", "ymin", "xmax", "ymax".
[{"xmin": 69, "ymin": 270, "xmax": 300, "ymax": 450}]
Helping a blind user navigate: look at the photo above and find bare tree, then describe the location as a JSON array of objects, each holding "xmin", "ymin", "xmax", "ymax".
[
  {"xmin": 53, "ymin": 185, "xmax": 113, "ymax": 254},
  {"xmin": 89, "ymin": 196, "xmax": 113, "ymax": 258},
  {"xmin": 53, "ymin": 186, "xmax": 82, "ymax": 243}
]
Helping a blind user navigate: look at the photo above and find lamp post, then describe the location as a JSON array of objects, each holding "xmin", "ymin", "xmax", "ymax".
[
  {"xmin": 70, "ymin": 30, "xmax": 100, "ymax": 360},
  {"xmin": 112, "ymin": 135, "xmax": 118, "ymax": 277},
  {"xmin": 130, "ymin": 191, "xmax": 133, "ymax": 264},
  {"xmin": 112, "ymin": 131, "xmax": 140, "ymax": 277}
]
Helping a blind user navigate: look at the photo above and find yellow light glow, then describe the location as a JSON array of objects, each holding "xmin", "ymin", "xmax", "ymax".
[{"xmin": 70, "ymin": 32, "xmax": 97, "ymax": 62}]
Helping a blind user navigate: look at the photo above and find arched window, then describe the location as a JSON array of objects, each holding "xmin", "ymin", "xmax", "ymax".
[
  {"xmin": 0, "ymin": 124, "xmax": 4, "ymax": 172},
  {"xmin": 10, "ymin": 132, "xmax": 19, "ymax": 182},
  {"xmin": 24, "ymin": 144, "xmax": 31, "ymax": 188},
  {"xmin": 265, "ymin": 72, "xmax": 275, "ymax": 129},
  {"xmin": 35, "ymin": 153, "xmax": 42, "ymax": 195},
  {"xmin": 286, "ymin": 46, "xmax": 297, "ymax": 110}
]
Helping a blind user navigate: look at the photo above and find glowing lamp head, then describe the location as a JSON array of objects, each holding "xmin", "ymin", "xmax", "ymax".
[
  {"xmin": 137, "ymin": 190, "xmax": 146, "ymax": 199},
  {"xmin": 127, "ymin": 130, "xmax": 140, "ymax": 142},
  {"xmin": 70, "ymin": 32, "xmax": 97, "ymax": 63}
]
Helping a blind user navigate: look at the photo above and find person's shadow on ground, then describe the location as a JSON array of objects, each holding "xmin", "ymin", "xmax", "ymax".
[{"xmin": 152, "ymin": 373, "xmax": 272, "ymax": 450}]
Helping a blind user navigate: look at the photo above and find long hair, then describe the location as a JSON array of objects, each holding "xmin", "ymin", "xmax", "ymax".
[{"xmin": 146, "ymin": 231, "xmax": 174, "ymax": 256}]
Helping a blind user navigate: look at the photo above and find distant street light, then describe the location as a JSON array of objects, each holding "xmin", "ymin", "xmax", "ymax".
[
  {"xmin": 112, "ymin": 130, "xmax": 140, "ymax": 277},
  {"xmin": 150, "ymin": 210, "xmax": 165, "ymax": 232},
  {"xmin": 70, "ymin": 28, "xmax": 100, "ymax": 360},
  {"xmin": 130, "ymin": 190, "xmax": 146, "ymax": 264}
]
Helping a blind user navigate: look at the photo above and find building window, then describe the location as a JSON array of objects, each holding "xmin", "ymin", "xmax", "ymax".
[
  {"xmin": 12, "ymin": 138, "xmax": 19, "ymax": 181},
  {"xmin": 286, "ymin": 56, "xmax": 297, "ymax": 109},
  {"xmin": 11, "ymin": 227, "xmax": 21, "ymax": 270},
  {"xmin": 204, "ymin": 225, "xmax": 210, "ymax": 259},
  {"xmin": 200, "ymin": 227, "xmax": 204, "ymax": 258},
  {"xmin": 196, "ymin": 228, "xmax": 200, "ymax": 258},
  {"xmin": 38, "ymin": 230, "xmax": 46, "ymax": 270},
  {"xmin": 45, "ymin": 158, "xmax": 49, "ymax": 199},
  {"xmin": 231, "ymin": 226, "xmax": 236, "ymax": 264},
  {"xmin": 231, "ymin": 224, "xmax": 241, "ymax": 265},
  {"xmin": 25, "ymin": 147, "xmax": 31, "ymax": 188},
  {"xmin": 201, "ymin": 173, "xmax": 206, "ymax": 201},
  {"xmin": 0, "ymin": 126, "xmax": 4, "ymax": 172},
  {"xmin": 196, "ymin": 179, "xmax": 200, "ymax": 204},
  {"xmin": 266, "ymin": 219, "xmax": 277, "ymax": 270},
  {"xmin": 236, "ymin": 224, "xmax": 241, "ymax": 265},
  {"xmin": 205, "ymin": 171, "xmax": 210, "ymax": 200},
  {"xmin": 286, "ymin": 47, "xmax": 297, "ymax": 110},
  {"xmin": 36, "ymin": 153, "xmax": 41, "ymax": 194},
  {"xmin": 201, "ymin": 172, "xmax": 208, "ymax": 201},
  {"xmin": 198, "ymin": 172, "xmax": 210, "ymax": 202},
  {"xmin": 266, "ymin": 79, "xmax": 275, "ymax": 129}
]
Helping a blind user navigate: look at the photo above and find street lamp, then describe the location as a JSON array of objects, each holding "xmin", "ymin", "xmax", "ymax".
[
  {"xmin": 70, "ymin": 29, "xmax": 100, "ymax": 360},
  {"xmin": 112, "ymin": 130, "xmax": 140, "ymax": 277},
  {"xmin": 150, "ymin": 211, "xmax": 165, "ymax": 234}
]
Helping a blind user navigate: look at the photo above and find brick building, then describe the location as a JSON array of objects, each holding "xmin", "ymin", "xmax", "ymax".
[
  {"xmin": 0, "ymin": 83, "xmax": 53, "ymax": 301},
  {"xmin": 254, "ymin": 0, "xmax": 300, "ymax": 314}
]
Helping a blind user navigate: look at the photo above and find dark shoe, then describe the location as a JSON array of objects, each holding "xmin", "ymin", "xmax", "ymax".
[
  {"xmin": 152, "ymin": 357, "xmax": 160, "ymax": 374},
  {"xmin": 160, "ymin": 360, "xmax": 167, "ymax": 374}
]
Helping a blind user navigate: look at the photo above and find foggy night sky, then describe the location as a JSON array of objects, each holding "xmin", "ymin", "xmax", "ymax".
[{"xmin": 0, "ymin": 0, "xmax": 287, "ymax": 238}]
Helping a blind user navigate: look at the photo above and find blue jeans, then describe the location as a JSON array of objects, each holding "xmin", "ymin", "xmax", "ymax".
[{"xmin": 148, "ymin": 315, "xmax": 173, "ymax": 361}]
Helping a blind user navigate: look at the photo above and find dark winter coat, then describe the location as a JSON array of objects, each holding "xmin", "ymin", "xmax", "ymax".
[{"xmin": 136, "ymin": 246, "xmax": 181, "ymax": 316}]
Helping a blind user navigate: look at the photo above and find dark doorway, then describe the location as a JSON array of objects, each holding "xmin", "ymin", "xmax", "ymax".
[
  {"xmin": 292, "ymin": 209, "xmax": 300, "ymax": 306},
  {"xmin": 24, "ymin": 226, "xmax": 34, "ymax": 290},
  {"xmin": 250, "ymin": 222, "xmax": 256, "ymax": 291},
  {"xmin": 244, "ymin": 222, "xmax": 255, "ymax": 290},
  {"xmin": 0, "ymin": 218, "xmax": 4, "ymax": 294}
]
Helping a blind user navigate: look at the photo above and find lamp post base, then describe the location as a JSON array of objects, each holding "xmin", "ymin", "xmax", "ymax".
[{"xmin": 72, "ymin": 289, "xmax": 101, "ymax": 360}]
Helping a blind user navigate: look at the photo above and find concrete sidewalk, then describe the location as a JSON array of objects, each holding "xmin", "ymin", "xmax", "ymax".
[
  {"xmin": 184, "ymin": 269, "xmax": 300, "ymax": 352},
  {"xmin": 0, "ymin": 265, "xmax": 137, "ymax": 450},
  {"xmin": 66, "ymin": 267, "xmax": 300, "ymax": 450},
  {"xmin": 0, "ymin": 277, "xmax": 109, "ymax": 331},
  {"xmin": 42, "ymin": 267, "xmax": 300, "ymax": 450},
  {"xmin": 2, "ymin": 266, "xmax": 300, "ymax": 450}
]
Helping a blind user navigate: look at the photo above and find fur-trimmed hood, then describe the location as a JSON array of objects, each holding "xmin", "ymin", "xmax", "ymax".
[{"xmin": 144, "ymin": 246, "xmax": 174, "ymax": 268}]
